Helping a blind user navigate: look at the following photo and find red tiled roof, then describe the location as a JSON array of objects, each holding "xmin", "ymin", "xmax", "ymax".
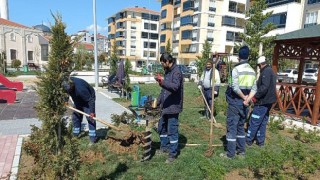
[
  {"xmin": 97, "ymin": 34, "xmax": 106, "ymax": 38},
  {"xmin": 76, "ymin": 43, "xmax": 94, "ymax": 50},
  {"xmin": 0, "ymin": 18, "xmax": 30, "ymax": 29},
  {"xmin": 125, "ymin": 7, "xmax": 160, "ymax": 15}
]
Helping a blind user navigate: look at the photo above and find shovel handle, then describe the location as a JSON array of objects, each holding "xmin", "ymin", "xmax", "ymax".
[{"xmin": 66, "ymin": 105, "xmax": 121, "ymax": 131}]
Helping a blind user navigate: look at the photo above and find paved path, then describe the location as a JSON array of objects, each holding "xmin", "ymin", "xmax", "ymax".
[{"xmin": 0, "ymin": 87, "xmax": 129, "ymax": 179}]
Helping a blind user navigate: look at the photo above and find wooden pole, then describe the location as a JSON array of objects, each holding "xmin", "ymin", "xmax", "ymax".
[
  {"xmin": 272, "ymin": 43, "xmax": 279, "ymax": 74},
  {"xmin": 311, "ymin": 65, "xmax": 320, "ymax": 125},
  {"xmin": 209, "ymin": 55, "xmax": 217, "ymax": 147}
]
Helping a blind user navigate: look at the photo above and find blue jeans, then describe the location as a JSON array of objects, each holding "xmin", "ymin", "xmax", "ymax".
[
  {"xmin": 204, "ymin": 88, "xmax": 212, "ymax": 108},
  {"xmin": 72, "ymin": 104, "xmax": 96, "ymax": 143},
  {"xmin": 226, "ymin": 104, "xmax": 247, "ymax": 158},
  {"xmin": 157, "ymin": 114, "xmax": 179, "ymax": 158},
  {"xmin": 246, "ymin": 104, "xmax": 272, "ymax": 146}
]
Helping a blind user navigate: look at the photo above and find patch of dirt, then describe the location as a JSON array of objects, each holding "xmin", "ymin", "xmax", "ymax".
[
  {"xmin": 80, "ymin": 150, "xmax": 105, "ymax": 164},
  {"xmin": 17, "ymin": 148, "xmax": 35, "ymax": 180},
  {"xmin": 224, "ymin": 169, "xmax": 256, "ymax": 180},
  {"xmin": 104, "ymin": 138, "xmax": 140, "ymax": 160},
  {"xmin": 8, "ymin": 76, "xmax": 39, "ymax": 87}
]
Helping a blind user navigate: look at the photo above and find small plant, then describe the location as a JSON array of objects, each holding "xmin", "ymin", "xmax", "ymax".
[
  {"xmin": 11, "ymin": 59, "xmax": 21, "ymax": 71},
  {"xmin": 294, "ymin": 127, "xmax": 320, "ymax": 143},
  {"xmin": 268, "ymin": 115, "xmax": 285, "ymax": 133},
  {"xmin": 111, "ymin": 111, "xmax": 136, "ymax": 126}
]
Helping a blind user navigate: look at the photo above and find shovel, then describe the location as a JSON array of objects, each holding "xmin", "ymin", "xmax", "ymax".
[{"xmin": 66, "ymin": 105, "xmax": 133, "ymax": 141}]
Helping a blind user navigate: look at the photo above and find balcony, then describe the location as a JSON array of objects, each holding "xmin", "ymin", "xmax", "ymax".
[
  {"xmin": 131, "ymin": 36, "xmax": 136, "ymax": 39},
  {"xmin": 208, "ymin": 22, "xmax": 215, "ymax": 27},
  {"xmin": 207, "ymin": 37, "xmax": 214, "ymax": 42},
  {"xmin": 172, "ymin": 40, "xmax": 179, "ymax": 43},
  {"xmin": 229, "ymin": 8, "xmax": 244, "ymax": 14},
  {"xmin": 304, "ymin": 23, "xmax": 317, "ymax": 28},
  {"xmin": 173, "ymin": 27, "xmax": 180, "ymax": 31},
  {"xmin": 174, "ymin": 14, "xmax": 180, "ymax": 18},
  {"xmin": 192, "ymin": 37, "xmax": 197, "ymax": 41}
]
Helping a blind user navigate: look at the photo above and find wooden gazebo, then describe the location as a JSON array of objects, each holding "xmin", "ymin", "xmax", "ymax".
[{"xmin": 272, "ymin": 24, "xmax": 320, "ymax": 125}]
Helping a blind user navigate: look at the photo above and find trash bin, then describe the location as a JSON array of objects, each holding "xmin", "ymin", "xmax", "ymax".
[
  {"xmin": 23, "ymin": 65, "xmax": 28, "ymax": 73},
  {"xmin": 131, "ymin": 85, "xmax": 140, "ymax": 107},
  {"xmin": 142, "ymin": 66, "xmax": 147, "ymax": 75}
]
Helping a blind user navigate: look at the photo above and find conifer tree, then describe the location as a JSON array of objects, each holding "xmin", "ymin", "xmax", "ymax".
[
  {"xmin": 165, "ymin": 39, "xmax": 172, "ymax": 54},
  {"xmin": 23, "ymin": 14, "xmax": 79, "ymax": 179},
  {"xmin": 237, "ymin": 0, "xmax": 276, "ymax": 67},
  {"xmin": 109, "ymin": 43, "xmax": 119, "ymax": 75},
  {"xmin": 196, "ymin": 40, "xmax": 212, "ymax": 76}
]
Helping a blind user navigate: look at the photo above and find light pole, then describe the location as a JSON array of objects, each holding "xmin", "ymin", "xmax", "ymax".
[
  {"xmin": 147, "ymin": 0, "xmax": 150, "ymax": 80},
  {"xmin": 93, "ymin": 0, "xmax": 99, "ymax": 88}
]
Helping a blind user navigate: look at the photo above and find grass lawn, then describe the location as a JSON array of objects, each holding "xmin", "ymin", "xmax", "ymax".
[{"xmin": 18, "ymin": 83, "xmax": 320, "ymax": 179}]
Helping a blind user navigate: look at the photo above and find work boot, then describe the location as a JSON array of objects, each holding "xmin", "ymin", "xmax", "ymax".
[
  {"xmin": 165, "ymin": 157, "xmax": 176, "ymax": 164},
  {"xmin": 219, "ymin": 153, "xmax": 233, "ymax": 159}
]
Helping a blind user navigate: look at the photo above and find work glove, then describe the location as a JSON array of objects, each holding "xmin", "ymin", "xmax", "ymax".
[
  {"xmin": 197, "ymin": 85, "xmax": 202, "ymax": 89},
  {"xmin": 251, "ymin": 96, "xmax": 257, "ymax": 103},
  {"xmin": 89, "ymin": 113, "xmax": 96, "ymax": 121},
  {"xmin": 155, "ymin": 73, "xmax": 163, "ymax": 85}
]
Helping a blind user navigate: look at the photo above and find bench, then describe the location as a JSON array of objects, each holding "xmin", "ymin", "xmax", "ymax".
[{"xmin": 28, "ymin": 63, "xmax": 39, "ymax": 70}]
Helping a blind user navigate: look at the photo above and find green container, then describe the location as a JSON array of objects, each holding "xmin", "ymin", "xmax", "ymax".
[
  {"xmin": 23, "ymin": 65, "xmax": 28, "ymax": 73},
  {"xmin": 131, "ymin": 85, "xmax": 140, "ymax": 107}
]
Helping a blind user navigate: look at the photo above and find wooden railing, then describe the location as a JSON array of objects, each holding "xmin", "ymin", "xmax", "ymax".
[{"xmin": 272, "ymin": 83, "xmax": 318, "ymax": 122}]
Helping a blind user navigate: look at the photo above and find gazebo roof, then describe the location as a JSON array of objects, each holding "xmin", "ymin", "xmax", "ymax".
[{"xmin": 276, "ymin": 24, "xmax": 320, "ymax": 41}]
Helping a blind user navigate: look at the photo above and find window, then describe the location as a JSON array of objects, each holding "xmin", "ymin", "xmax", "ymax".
[
  {"xmin": 181, "ymin": 30, "xmax": 192, "ymax": 39},
  {"xmin": 130, "ymin": 49, "xmax": 136, "ymax": 56},
  {"xmin": 194, "ymin": 0, "xmax": 199, "ymax": 11},
  {"xmin": 150, "ymin": 33, "xmax": 159, "ymax": 39},
  {"xmin": 222, "ymin": 16, "xmax": 236, "ymax": 27},
  {"xmin": 160, "ymin": 46, "xmax": 165, "ymax": 54},
  {"xmin": 108, "ymin": 26, "xmax": 111, "ymax": 32},
  {"xmin": 108, "ymin": 17, "xmax": 115, "ymax": 24},
  {"xmin": 209, "ymin": 0, "xmax": 216, "ymax": 11},
  {"xmin": 142, "ymin": 13, "xmax": 160, "ymax": 21},
  {"xmin": 305, "ymin": 12, "xmax": 318, "ymax": 28},
  {"xmin": 27, "ymin": 35, "xmax": 33, "ymax": 43},
  {"xmin": 263, "ymin": 13, "xmax": 287, "ymax": 28},
  {"xmin": 174, "ymin": 0, "xmax": 181, "ymax": 5},
  {"xmin": 108, "ymin": 34, "xmax": 115, "ymax": 39},
  {"xmin": 229, "ymin": 1, "xmax": 237, "ymax": 12},
  {"xmin": 160, "ymin": 34, "xmax": 166, "ymax": 42},
  {"xmin": 10, "ymin": 33, "xmax": 16, "ymax": 41},
  {"xmin": 267, "ymin": 0, "xmax": 300, "ymax": 7},
  {"xmin": 193, "ymin": 15, "xmax": 199, "ymax": 26},
  {"xmin": 226, "ymin": 31, "xmax": 234, "ymax": 41},
  {"xmin": 181, "ymin": 15, "xmax": 192, "ymax": 26},
  {"xmin": 10, "ymin": 49, "xmax": 17, "ymax": 60},
  {"xmin": 308, "ymin": 0, "xmax": 320, "ymax": 4},
  {"xmin": 151, "ymin": 24, "xmax": 157, "ymax": 30},
  {"xmin": 207, "ymin": 30, "xmax": 213, "ymax": 40},
  {"xmin": 116, "ymin": 22, "xmax": 124, "ymax": 29},
  {"xmin": 141, "ymin": 32, "xmax": 148, "ymax": 38},
  {"xmin": 144, "ymin": 23, "xmax": 149, "ymax": 30},
  {"xmin": 150, "ymin": 42, "xmax": 156, "ymax": 49},
  {"xmin": 150, "ymin": 51, "xmax": 156, "ymax": 57},
  {"xmin": 208, "ymin": 15, "xmax": 215, "ymax": 27},
  {"xmin": 190, "ymin": 44, "xmax": 196, "ymax": 53},
  {"xmin": 161, "ymin": 0, "xmax": 173, "ymax": 6},
  {"xmin": 183, "ymin": 1, "xmax": 194, "ymax": 11},
  {"xmin": 192, "ymin": 30, "xmax": 198, "ymax": 41},
  {"xmin": 132, "ymin": 12, "xmax": 136, "ymax": 18},
  {"xmin": 28, "ymin": 51, "xmax": 34, "ymax": 61},
  {"xmin": 161, "ymin": 10, "xmax": 167, "ymax": 18},
  {"xmin": 41, "ymin": 44, "xmax": 49, "ymax": 61}
]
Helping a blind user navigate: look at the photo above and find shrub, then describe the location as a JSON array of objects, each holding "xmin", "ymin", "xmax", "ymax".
[{"xmin": 11, "ymin": 59, "xmax": 21, "ymax": 70}]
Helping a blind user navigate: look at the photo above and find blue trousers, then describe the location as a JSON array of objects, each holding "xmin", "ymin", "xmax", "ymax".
[
  {"xmin": 72, "ymin": 104, "xmax": 96, "ymax": 143},
  {"xmin": 158, "ymin": 114, "xmax": 179, "ymax": 158},
  {"xmin": 226, "ymin": 104, "xmax": 247, "ymax": 158},
  {"xmin": 246, "ymin": 104, "xmax": 272, "ymax": 146},
  {"xmin": 204, "ymin": 88, "xmax": 212, "ymax": 108}
]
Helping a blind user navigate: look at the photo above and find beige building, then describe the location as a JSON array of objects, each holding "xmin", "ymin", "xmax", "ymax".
[
  {"xmin": 107, "ymin": 6, "xmax": 160, "ymax": 71},
  {"xmin": 160, "ymin": 0, "xmax": 246, "ymax": 64},
  {"xmin": 0, "ymin": 18, "xmax": 50, "ymax": 70}
]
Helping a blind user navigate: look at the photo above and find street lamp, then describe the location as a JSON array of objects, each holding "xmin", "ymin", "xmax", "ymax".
[{"xmin": 93, "ymin": 0, "xmax": 99, "ymax": 88}]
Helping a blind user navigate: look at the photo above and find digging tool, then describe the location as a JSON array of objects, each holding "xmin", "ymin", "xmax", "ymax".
[{"xmin": 65, "ymin": 105, "xmax": 134, "ymax": 141}]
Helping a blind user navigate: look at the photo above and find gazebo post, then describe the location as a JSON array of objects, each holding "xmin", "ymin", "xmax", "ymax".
[
  {"xmin": 272, "ymin": 44, "xmax": 279, "ymax": 74},
  {"xmin": 311, "ymin": 67, "xmax": 320, "ymax": 125}
]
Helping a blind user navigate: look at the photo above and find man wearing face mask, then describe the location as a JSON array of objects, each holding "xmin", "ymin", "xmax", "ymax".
[
  {"xmin": 155, "ymin": 52, "xmax": 184, "ymax": 163},
  {"xmin": 244, "ymin": 56, "xmax": 277, "ymax": 147},
  {"xmin": 198, "ymin": 59, "xmax": 221, "ymax": 118}
]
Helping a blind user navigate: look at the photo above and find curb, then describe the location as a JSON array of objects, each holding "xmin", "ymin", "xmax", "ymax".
[{"xmin": 9, "ymin": 135, "xmax": 25, "ymax": 180}]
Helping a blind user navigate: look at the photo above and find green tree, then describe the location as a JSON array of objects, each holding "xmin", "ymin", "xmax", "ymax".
[
  {"xmin": 196, "ymin": 40, "xmax": 212, "ymax": 76},
  {"xmin": 165, "ymin": 39, "xmax": 172, "ymax": 54},
  {"xmin": 124, "ymin": 58, "xmax": 132, "ymax": 93},
  {"xmin": 0, "ymin": 51, "xmax": 5, "ymax": 74},
  {"xmin": 11, "ymin": 59, "xmax": 21, "ymax": 71},
  {"xmin": 98, "ymin": 52, "xmax": 108, "ymax": 65},
  {"xmin": 23, "ymin": 14, "xmax": 79, "ymax": 179},
  {"xmin": 237, "ymin": 0, "xmax": 276, "ymax": 68},
  {"xmin": 109, "ymin": 43, "xmax": 118, "ymax": 75}
]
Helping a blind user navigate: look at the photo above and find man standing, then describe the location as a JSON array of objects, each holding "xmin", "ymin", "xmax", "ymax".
[
  {"xmin": 198, "ymin": 59, "xmax": 221, "ymax": 118},
  {"xmin": 63, "ymin": 77, "xmax": 97, "ymax": 144},
  {"xmin": 244, "ymin": 56, "xmax": 277, "ymax": 147},
  {"xmin": 222, "ymin": 45, "xmax": 257, "ymax": 159},
  {"xmin": 155, "ymin": 52, "xmax": 184, "ymax": 163}
]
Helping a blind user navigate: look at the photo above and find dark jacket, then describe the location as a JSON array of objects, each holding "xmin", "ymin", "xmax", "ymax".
[
  {"xmin": 70, "ymin": 77, "xmax": 96, "ymax": 113},
  {"xmin": 157, "ymin": 64, "xmax": 184, "ymax": 115},
  {"xmin": 255, "ymin": 65, "xmax": 277, "ymax": 105}
]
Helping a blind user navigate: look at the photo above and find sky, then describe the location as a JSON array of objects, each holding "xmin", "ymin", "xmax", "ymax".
[{"xmin": 8, "ymin": 0, "xmax": 160, "ymax": 35}]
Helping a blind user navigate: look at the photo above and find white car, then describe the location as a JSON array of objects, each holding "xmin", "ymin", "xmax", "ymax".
[
  {"xmin": 277, "ymin": 69, "xmax": 298, "ymax": 83},
  {"xmin": 302, "ymin": 68, "xmax": 318, "ymax": 84},
  {"xmin": 188, "ymin": 61, "xmax": 197, "ymax": 74}
]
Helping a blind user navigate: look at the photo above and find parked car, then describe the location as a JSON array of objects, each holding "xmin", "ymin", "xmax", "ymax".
[
  {"xmin": 187, "ymin": 61, "xmax": 197, "ymax": 74},
  {"xmin": 177, "ymin": 64, "xmax": 191, "ymax": 79},
  {"xmin": 302, "ymin": 68, "xmax": 318, "ymax": 84},
  {"xmin": 277, "ymin": 69, "xmax": 298, "ymax": 83}
]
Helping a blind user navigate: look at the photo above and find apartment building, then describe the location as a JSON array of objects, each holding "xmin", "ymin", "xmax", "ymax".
[
  {"xmin": 107, "ymin": 7, "xmax": 160, "ymax": 70},
  {"xmin": 160, "ymin": 0, "xmax": 246, "ymax": 64},
  {"xmin": 302, "ymin": 0, "xmax": 320, "ymax": 28}
]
